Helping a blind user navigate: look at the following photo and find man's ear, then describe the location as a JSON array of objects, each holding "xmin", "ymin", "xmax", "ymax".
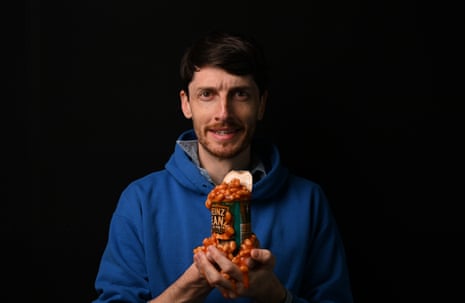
[{"xmin": 180, "ymin": 90, "xmax": 192, "ymax": 119}]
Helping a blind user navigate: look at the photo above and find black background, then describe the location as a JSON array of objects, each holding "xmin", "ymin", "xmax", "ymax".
[{"xmin": 12, "ymin": 1, "xmax": 464, "ymax": 302}]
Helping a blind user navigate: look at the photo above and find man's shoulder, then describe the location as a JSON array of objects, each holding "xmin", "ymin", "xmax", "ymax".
[{"xmin": 124, "ymin": 169, "xmax": 171, "ymax": 191}]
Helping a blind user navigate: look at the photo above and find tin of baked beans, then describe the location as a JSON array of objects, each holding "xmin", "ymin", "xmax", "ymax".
[
  {"xmin": 211, "ymin": 199, "xmax": 252, "ymax": 254},
  {"xmin": 210, "ymin": 170, "xmax": 253, "ymax": 255}
]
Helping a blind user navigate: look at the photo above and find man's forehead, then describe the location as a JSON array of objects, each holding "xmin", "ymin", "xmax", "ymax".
[{"xmin": 190, "ymin": 67, "xmax": 255, "ymax": 90}]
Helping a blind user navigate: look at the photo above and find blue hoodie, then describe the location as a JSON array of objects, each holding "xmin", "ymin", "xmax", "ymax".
[{"xmin": 93, "ymin": 129, "xmax": 353, "ymax": 303}]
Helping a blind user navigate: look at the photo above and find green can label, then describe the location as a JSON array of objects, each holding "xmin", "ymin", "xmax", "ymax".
[{"xmin": 211, "ymin": 200, "xmax": 251, "ymax": 252}]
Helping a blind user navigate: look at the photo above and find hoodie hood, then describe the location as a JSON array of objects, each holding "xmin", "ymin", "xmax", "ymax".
[{"xmin": 165, "ymin": 129, "xmax": 289, "ymax": 201}]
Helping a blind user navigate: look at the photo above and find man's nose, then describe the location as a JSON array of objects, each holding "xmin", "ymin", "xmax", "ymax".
[{"xmin": 215, "ymin": 96, "xmax": 232, "ymax": 120}]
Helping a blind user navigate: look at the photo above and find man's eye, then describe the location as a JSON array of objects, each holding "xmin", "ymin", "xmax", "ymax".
[
  {"xmin": 235, "ymin": 90, "xmax": 250, "ymax": 100},
  {"xmin": 198, "ymin": 90, "xmax": 213, "ymax": 100}
]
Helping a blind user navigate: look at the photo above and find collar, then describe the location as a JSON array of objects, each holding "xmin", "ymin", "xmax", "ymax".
[{"xmin": 177, "ymin": 139, "xmax": 266, "ymax": 184}]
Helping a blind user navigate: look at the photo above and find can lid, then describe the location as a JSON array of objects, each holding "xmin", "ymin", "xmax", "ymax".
[{"xmin": 223, "ymin": 170, "xmax": 253, "ymax": 191}]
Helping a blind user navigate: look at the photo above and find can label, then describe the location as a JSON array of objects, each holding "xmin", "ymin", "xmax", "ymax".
[{"xmin": 211, "ymin": 200, "xmax": 251, "ymax": 253}]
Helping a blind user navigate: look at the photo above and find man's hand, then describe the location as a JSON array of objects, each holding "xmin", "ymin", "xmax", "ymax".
[
  {"xmin": 194, "ymin": 246, "xmax": 287, "ymax": 302},
  {"xmin": 194, "ymin": 245, "xmax": 241, "ymax": 298},
  {"xmin": 148, "ymin": 263, "xmax": 212, "ymax": 303}
]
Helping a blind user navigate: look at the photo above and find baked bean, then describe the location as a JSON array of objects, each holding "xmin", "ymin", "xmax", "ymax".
[
  {"xmin": 193, "ymin": 233, "xmax": 258, "ymax": 289},
  {"xmin": 205, "ymin": 178, "xmax": 251, "ymax": 207},
  {"xmin": 194, "ymin": 178, "xmax": 258, "ymax": 290}
]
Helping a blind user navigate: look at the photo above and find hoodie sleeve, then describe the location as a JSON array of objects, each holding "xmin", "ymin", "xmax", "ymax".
[
  {"xmin": 296, "ymin": 185, "xmax": 353, "ymax": 303},
  {"xmin": 92, "ymin": 191, "xmax": 152, "ymax": 303}
]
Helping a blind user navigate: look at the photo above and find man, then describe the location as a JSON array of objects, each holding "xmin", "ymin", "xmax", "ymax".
[{"xmin": 93, "ymin": 30, "xmax": 353, "ymax": 303}]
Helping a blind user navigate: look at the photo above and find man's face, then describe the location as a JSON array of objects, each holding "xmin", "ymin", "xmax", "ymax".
[{"xmin": 180, "ymin": 66, "xmax": 267, "ymax": 160}]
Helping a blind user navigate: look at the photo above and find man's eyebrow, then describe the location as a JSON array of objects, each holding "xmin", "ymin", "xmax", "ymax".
[
  {"xmin": 229, "ymin": 85, "xmax": 254, "ymax": 91},
  {"xmin": 194, "ymin": 84, "xmax": 253, "ymax": 91},
  {"xmin": 193, "ymin": 86, "xmax": 216, "ymax": 91}
]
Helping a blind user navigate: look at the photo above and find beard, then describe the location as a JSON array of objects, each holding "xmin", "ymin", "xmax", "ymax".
[
  {"xmin": 196, "ymin": 124, "xmax": 256, "ymax": 160},
  {"xmin": 200, "ymin": 137, "xmax": 248, "ymax": 159}
]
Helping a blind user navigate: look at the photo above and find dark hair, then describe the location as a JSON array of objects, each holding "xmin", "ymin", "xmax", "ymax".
[{"xmin": 179, "ymin": 31, "xmax": 269, "ymax": 97}]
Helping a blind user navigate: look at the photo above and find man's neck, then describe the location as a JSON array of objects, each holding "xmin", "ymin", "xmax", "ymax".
[{"xmin": 198, "ymin": 146, "xmax": 251, "ymax": 185}]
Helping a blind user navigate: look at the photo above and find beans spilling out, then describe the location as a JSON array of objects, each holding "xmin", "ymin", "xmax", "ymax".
[{"xmin": 193, "ymin": 177, "xmax": 258, "ymax": 289}]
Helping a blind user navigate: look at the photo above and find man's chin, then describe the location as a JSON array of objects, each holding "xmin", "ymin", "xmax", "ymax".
[
  {"xmin": 207, "ymin": 145, "xmax": 242, "ymax": 159},
  {"xmin": 211, "ymin": 150, "xmax": 238, "ymax": 159}
]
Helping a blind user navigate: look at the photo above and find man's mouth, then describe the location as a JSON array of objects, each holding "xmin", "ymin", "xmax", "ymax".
[{"xmin": 214, "ymin": 129, "xmax": 235, "ymax": 135}]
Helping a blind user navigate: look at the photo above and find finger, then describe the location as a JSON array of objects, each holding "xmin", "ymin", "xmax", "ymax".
[
  {"xmin": 194, "ymin": 252, "xmax": 219, "ymax": 286},
  {"xmin": 207, "ymin": 246, "xmax": 244, "ymax": 282},
  {"xmin": 196, "ymin": 251, "xmax": 236, "ymax": 290},
  {"xmin": 193, "ymin": 253, "xmax": 205, "ymax": 276},
  {"xmin": 217, "ymin": 282, "xmax": 238, "ymax": 299},
  {"xmin": 250, "ymin": 248, "xmax": 275, "ymax": 268}
]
